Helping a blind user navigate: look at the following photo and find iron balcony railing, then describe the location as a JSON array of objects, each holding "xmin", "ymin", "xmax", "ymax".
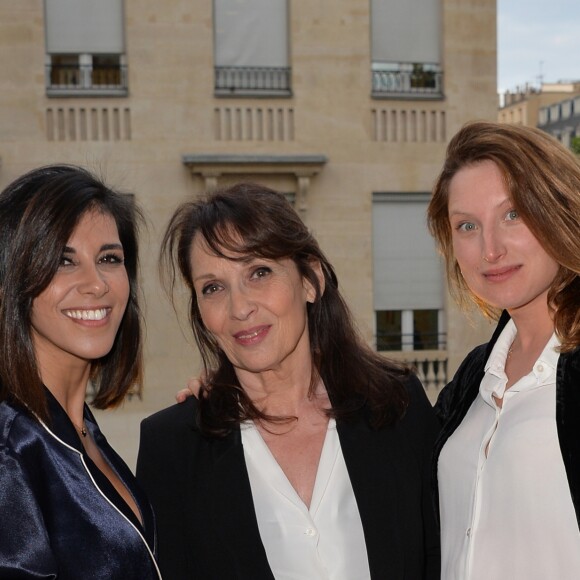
[
  {"xmin": 376, "ymin": 331, "xmax": 447, "ymax": 352},
  {"xmin": 372, "ymin": 62, "xmax": 443, "ymax": 98},
  {"xmin": 46, "ymin": 63, "xmax": 128, "ymax": 95},
  {"xmin": 214, "ymin": 66, "xmax": 292, "ymax": 96}
]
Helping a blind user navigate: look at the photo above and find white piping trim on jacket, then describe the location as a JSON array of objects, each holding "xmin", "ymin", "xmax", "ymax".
[{"xmin": 38, "ymin": 418, "xmax": 163, "ymax": 580}]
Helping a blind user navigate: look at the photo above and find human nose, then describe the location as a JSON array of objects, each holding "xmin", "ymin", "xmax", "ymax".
[
  {"xmin": 77, "ymin": 264, "xmax": 109, "ymax": 297},
  {"xmin": 228, "ymin": 285, "xmax": 256, "ymax": 320},
  {"xmin": 482, "ymin": 225, "xmax": 506, "ymax": 263}
]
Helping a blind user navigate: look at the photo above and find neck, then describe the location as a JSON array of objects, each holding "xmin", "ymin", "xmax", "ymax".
[
  {"xmin": 36, "ymin": 356, "xmax": 92, "ymax": 428},
  {"xmin": 236, "ymin": 366, "xmax": 326, "ymax": 417},
  {"xmin": 508, "ymin": 299, "xmax": 555, "ymax": 354}
]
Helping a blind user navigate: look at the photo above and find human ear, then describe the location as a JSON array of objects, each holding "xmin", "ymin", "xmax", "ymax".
[{"xmin": 304, "ymin": 260, "xmax": 325, "ymax": 303}]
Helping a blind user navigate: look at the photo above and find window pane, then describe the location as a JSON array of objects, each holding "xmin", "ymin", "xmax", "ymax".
[
  {"xmin": 376, "ymin": 310, "xmax": 402, "ymax": 351},
  {"xmin": 50, "ymin": 54, "xmax": 80, "ymax": 86},
  {"xmin": 413, "ymin": 309, "xmax": 440, "ymax": 350},
  {"xmin": 92, "ymin": 54, "xmax": 122, "ymax": 86}
]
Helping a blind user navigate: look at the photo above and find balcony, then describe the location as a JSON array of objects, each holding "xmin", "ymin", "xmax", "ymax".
[
  {"xmin": 379, "ymin": 349, "xmax": 448, "ymax": 403},
  {"xmin": 372, "ymin": 62, "xmax": 443, "ymax": 100},
  {"xmin": 214, "ymin": 66, "xmax": 292, "ymax": 98},
  {"xmin": 46, "ymin": 56, "xmax": 128, "ymax": 98}
]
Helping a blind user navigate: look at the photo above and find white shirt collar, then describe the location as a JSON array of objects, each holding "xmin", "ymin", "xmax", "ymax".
[{"xmin": 481, "ymin": 319, "xmax": 560, "ymax": 405}]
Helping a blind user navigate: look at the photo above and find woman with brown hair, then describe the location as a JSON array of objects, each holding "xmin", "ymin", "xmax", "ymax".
[
  {"xmin": 428, "ymin": 121, "xmax": 580, "ymax": 579},
  {"xmin": 0, "ymin": 165, "xmax": 161, "ymax": 578},
  {"xmin": 137, "ymin": 183, "xmax": 440, "ymax": 579}
]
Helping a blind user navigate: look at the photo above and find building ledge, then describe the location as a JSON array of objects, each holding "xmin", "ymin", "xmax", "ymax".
[{"xmin": 182, "ymin": 154, "xmax": 327, "ymax": 211}]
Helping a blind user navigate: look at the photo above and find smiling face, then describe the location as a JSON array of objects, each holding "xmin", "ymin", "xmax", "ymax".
[
  {"xmin": 448, "ymin": 160, "xmax": 559, "ymax": 319},
  {"xmin": 31, "ymin": 210, "xmax": 130, "ymax": 378},
  {"xmin": 190, "ymin": 234, "xmax": 318, "ymax": 383}
]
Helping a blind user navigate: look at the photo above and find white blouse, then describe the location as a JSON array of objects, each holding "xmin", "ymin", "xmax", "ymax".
[
  {"xmin": 241, "ymin": 418, "xmax": 370, "ymax": 580},
  {"xmin": 439, "ymin": 319, "xmax": 580, "ymax": 580}
]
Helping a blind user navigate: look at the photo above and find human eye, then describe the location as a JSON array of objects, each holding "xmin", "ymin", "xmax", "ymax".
[
  {"xmin": 505, "ymin": 209, "xmax": 519, "ymax": 221},
  {"xmin": 59, "ymin": 253, "xmax": 75, "ymax": 268},
  {"xmin": 201, "ymin": 282, "xmax": 222, "ymax": 296},
  {"xmin": 99, "ymin": 252, "xmax": 125, "ymax": 265},
  {"xmin": 251, "ymin": 266, "xmax": 272, "ymax": 280},
  {"xmin": 456, "ymin": 222, "xmax": 476, "ymax": 233}
]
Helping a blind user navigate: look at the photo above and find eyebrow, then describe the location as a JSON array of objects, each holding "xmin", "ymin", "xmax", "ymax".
[
  {"xmin": 63, "ymin": 243, "xmax": 124, "ymax": 253},
  {"xmin": 448, "ymin": 197, "xmax": 512, "ymax": 217},
  {"xmin": 192, "ymin": 273, "xmax": 216, "ymax": 284}
]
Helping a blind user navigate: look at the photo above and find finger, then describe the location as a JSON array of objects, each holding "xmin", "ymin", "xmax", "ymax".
[{"xmin": 175, "ymin": 387, "xmax": 193, "ymax": 403}]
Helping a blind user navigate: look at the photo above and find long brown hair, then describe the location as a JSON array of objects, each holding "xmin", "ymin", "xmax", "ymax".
[
  {"xmin": 428, "ymin": 121, "xmax": 580, "ymax": 351},
  {"xmin": 161, "ymin": 182, "xmax": 409, "ymax": 436},
  {"xmin": 0, "ymin": 165, "xmax": 143, "ymax": 422}
]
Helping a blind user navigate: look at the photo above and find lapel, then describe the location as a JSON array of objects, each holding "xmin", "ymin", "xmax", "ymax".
[
  {"xmin": 189, "ymin": 426, "xmax": 275, "ymax": 579},
  {"xmin": 337, "ymin": 411, "xmax": 405, "ymax": 578},
  {"xmin": 556, "ymin": 345, "xmax": 580, "ymax": 527}
]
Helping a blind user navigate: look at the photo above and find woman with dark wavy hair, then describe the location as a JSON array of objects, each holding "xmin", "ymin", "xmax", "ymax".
[
  {"xmin": 428, "ymin": 121, "xmax": 580, "ymax": 579},
  {"xmin": 0, "ymin": 165, "xmax": 161, "ymax": 579},
  {"xmin": 137, "ymin": 182, "xmax": 440, "ymax": 579}
]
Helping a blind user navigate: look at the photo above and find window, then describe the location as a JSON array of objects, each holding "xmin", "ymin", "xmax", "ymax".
[
  {"xmin": 213, "ymin": 0, "xmax": 291, "ymax": 97},
  {"xmin": 370, "ymin": 0, "xmax": 442, "ymax": 99},
  {"xmin": 372, "ymin": 193, "xmax": 445, "ymax": 351},
  {"xmin": 44, "ymin": 0, "xmax": 127, "ymax": 96}
]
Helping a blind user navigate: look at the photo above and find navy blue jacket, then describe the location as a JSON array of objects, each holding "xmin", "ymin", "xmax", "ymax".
[
  {"xmin": 137, "ymin": 375, "xmax": 440, "ymax": 580},
  {"xmin": 0, "ymin": 389, "xmax": 161, "ymax": 579}
]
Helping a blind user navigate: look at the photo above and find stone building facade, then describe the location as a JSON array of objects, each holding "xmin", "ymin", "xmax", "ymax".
[{"xmin": 0, "ymin": 0, "xmax": 497, "ymax": 466}]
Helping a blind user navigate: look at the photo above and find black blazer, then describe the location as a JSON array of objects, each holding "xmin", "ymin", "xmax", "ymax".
[{"xmin": 137, "ymin": 375, "xmax": 440, "ymax": 579}]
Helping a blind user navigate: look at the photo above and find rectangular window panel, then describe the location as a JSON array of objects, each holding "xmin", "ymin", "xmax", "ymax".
[
  {"xmin": 376, "ymin": 310, "xmax": 402, "ymax": 351},
  {"xmin": 413, "ymin": 309, "xmax": 440, "ymax": 350},
  {"xmin": 376, "ymin": 309, "xmax": 443, "ymax": 352},
  {"xmin": 371, "ymin": 0, "xmax": 440, "ymax": 64},
  {"xmin": 213, "ymin": 0, "xmax": 290, "ymax": 95},
  {"xmin": 372, "ymin": 193, "xmax": 443, "ymax": 312},
  {"xmin": 45, "ymin": 0, "xmax": 124, "ymax": 54},
  {"xmin": 370, "ymin": 0, "xmax": 441, "ymax": 97}
]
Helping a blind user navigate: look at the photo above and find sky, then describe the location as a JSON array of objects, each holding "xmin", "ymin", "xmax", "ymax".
[{"xmin": 497, "ymin": 0, "xmax": 580, "ymax": 94}]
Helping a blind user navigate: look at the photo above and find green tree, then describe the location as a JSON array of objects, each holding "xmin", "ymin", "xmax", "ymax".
[{"xmin": 571, "ymin": 136, "xmax": 580, "ymax": 155}]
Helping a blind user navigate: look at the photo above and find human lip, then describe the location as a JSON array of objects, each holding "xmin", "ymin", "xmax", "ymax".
[
  {"xmin": 233, "ymin": 325, "xmax": 270, "ymax": 345},
  {"xmin": 482, "ymin": 265, "xmax": 521, "ymax": 282},
  {"xmin": 63, "ymin": 308, "xmax": 111, "ymax": 322}
]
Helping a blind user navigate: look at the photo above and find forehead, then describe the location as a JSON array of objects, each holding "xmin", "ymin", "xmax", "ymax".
[
  {"xmin": 448, "ymin": 160, "xmax": 508, "ymax": 210},
  {"xmin": 68, "ymin": 209, "xmax": 120, "ymax": 241}
]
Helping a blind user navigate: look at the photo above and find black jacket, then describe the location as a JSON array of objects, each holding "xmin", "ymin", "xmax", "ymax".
[
  {"xmin": 432, "ymin": 310, "xmax": 580, "ymax": 528},
  {"xmin": 137, "ymin": 375, "xmax": 440, "ymax": 579}
]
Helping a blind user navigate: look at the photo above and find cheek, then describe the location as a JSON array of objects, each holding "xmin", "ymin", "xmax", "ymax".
[
  {"xmin": 452, "ymin": 239, "xmax": 473, "ymax": 270},
  {"xmin": 198, "ymin": 304, "xmax": 223, "ymax": 335}
]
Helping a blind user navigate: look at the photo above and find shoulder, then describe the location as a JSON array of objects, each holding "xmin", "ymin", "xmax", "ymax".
[
  {"xmin": 0, "ymin": 400, "xmax": 40, "ymax": 449},
  {"xmin": 141, "ymin": 396, "xmax": 198, "ymax": 433}
]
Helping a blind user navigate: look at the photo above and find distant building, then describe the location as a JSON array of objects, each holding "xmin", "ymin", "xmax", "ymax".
[
  {"xmin": 537, "ymin": 94, "xmax": 580, "ymax": 148},
  {"xmin": 0, "ymin": 0, "xmax": 497, "ymax": 463},
  {"xmin": 498, "ymin": 82, "xmax": 580, "ymax": 127}
]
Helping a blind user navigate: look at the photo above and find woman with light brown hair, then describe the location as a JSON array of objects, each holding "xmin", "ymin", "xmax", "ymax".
[{"xmin": 428, "ymin": 121, "xmax": 580, "ymax": 579}]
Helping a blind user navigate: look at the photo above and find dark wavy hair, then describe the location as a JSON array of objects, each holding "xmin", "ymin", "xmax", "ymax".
[
  {"xmin": 0, "ymin": 164, "xmax": 143, "ymax": 422},
  {"xmin": 161, "ymin": 182, "xmax": 409, "ymax": 436},
  {"xmin": 428, "ymin": 121, "xmax": 580, "ymax": 351}
]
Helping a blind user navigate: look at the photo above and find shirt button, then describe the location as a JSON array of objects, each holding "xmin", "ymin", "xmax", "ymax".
[
  {"xmin": 536, "ymin": 364, "xmax": 544, "ymax": 373},
  {"xmin": 304, "ymin": 528, "xmax": 317, "ymax": 537},
  {"xmin": 466, "ymin": 527, "xmax": 472, "ymax": 537}
]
